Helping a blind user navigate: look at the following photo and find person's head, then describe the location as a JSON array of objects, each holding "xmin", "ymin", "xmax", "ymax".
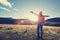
[{"xmin": 39, "ymin": 11, "xmax": 43, "ymax": 16}]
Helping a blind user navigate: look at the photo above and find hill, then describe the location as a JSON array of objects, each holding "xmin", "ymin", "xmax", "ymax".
[
  {"xmin": 0, "ymin": 17, "xmax": 36, "ymax": 25},
  {"xmin": 0, "ymin": 18, "xmax": 15, "ymax": 24},
  {"xmin": 44, "ymin": 17, "xmax": 60, "ymax": 26}
]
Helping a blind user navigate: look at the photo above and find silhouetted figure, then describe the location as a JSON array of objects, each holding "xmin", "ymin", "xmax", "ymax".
[{"xmin": 31, "ymin": 11, "xmax": 49, "ymax": 40}]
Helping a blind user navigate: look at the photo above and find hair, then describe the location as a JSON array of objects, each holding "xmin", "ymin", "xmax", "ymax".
[{"xmin": 39, "ymin": 11, "xmax": 42, "ymax": 16}]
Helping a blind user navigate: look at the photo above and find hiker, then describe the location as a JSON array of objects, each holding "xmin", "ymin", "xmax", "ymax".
[{"xmin": 31, "ymin": 11, "xmax": 49, "ymax": 40}]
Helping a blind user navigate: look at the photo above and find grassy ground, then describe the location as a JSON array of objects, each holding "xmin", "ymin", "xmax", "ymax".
[
  {"xmin": 0, "ymin": 24, "xmax": 60, "ymax": 40},
  {"xmin": 0, "ymin": 24, "xmax": 37, "ymax": 40},
  {"xmin": 43, "ymin": 26, "xmax": 60, "ymax": 40}
]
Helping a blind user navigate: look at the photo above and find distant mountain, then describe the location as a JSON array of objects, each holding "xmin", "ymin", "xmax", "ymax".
[
  {"xmin": 0, "ymin": 18, "xmax": 15, "ymax": 24},
  {"xmin": 0, "ymin": 17, "xmax": 36, "ymax": 25},
  {"xmin": 44, "ymin": 17, "xmax": 60, "ymax": 26}
]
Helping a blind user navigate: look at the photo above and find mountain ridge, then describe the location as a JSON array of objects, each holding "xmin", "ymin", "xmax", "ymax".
[{"xmin": 44, "ymin": 17, "xmax": 60, "ymax": 27}]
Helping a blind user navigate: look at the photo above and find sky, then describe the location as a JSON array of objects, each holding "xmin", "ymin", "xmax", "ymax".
[{"xmin": 0, "ymin": 0, "xmax": 60, "ymax": 22}]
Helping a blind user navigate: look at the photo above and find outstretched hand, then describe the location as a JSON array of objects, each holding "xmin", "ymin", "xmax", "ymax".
[
  {"xmin": 30, "ymin": 11, "xmax": 38, "ymax": 16},
  {"xmin": 30, "ymin": 11, "xmax": 34, "ymax": 13}
]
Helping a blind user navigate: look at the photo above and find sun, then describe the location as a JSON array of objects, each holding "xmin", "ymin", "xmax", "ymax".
[{"xmin": 28, "ymin": 15, "xmax": 38, "ymax": 22}]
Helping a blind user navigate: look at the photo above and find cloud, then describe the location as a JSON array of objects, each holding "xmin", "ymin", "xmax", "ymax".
[
  {"xmin": 0, "ymin": 0, "xmax": 12, "ymax": 8},
  {"xmin": 0, "ymin": 0, "xmax": 18, "ymax": 12},
  {"xmin": 0, "ymin": 6, "xmax": 10, "ymax": 12},
  {"xmin": 13, "ymin": 8, "xmax": 19, "ymax": 11}
]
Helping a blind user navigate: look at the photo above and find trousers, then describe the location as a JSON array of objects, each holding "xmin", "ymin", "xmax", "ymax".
[{"xmin": 37, "ymin": 23, "xmax": 43, "ymax": 40}]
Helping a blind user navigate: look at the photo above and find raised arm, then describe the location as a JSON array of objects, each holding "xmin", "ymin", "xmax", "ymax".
[
  {"xmin": 30, "ymin": 11, "xmax": 38, "ymax": 16},
  {"xmin": 44, "ymin": 15, "xmax": 49, "ymax": 17}
]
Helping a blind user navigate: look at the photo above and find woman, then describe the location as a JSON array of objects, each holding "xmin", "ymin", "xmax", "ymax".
[{"xmin": 31, "ymin": 11, "xmax": 49, "ymax": 40}]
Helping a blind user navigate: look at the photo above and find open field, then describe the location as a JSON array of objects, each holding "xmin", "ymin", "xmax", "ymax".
[
  {"xmin": 0, "ymin": 24, "xmax": 60, "ymax": 40},
  {"xmin": 0, "ymin": 24, "xmax": 37, "ymax": 40},
  {"xmin": 43, "ymin": 26, "xmax": 60, "ymax": 40}
]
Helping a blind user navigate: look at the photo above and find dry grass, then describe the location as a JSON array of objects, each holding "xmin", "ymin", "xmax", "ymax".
[
  {"xmin": 43, "ymin": 26, "xmax": 60, "ymax": 40},
  {"xmin": 0, "ymin": 24, "xmax": 60, "ymax": 40},
  {"xmin": 0, "ymin": 24, "xmax": 37, "ymax": 40}
]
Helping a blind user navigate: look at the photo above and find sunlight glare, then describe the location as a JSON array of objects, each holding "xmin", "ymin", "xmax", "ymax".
[{"xmin": 28, "ymin": 15, "xmax": 38, "ymax": 22}]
